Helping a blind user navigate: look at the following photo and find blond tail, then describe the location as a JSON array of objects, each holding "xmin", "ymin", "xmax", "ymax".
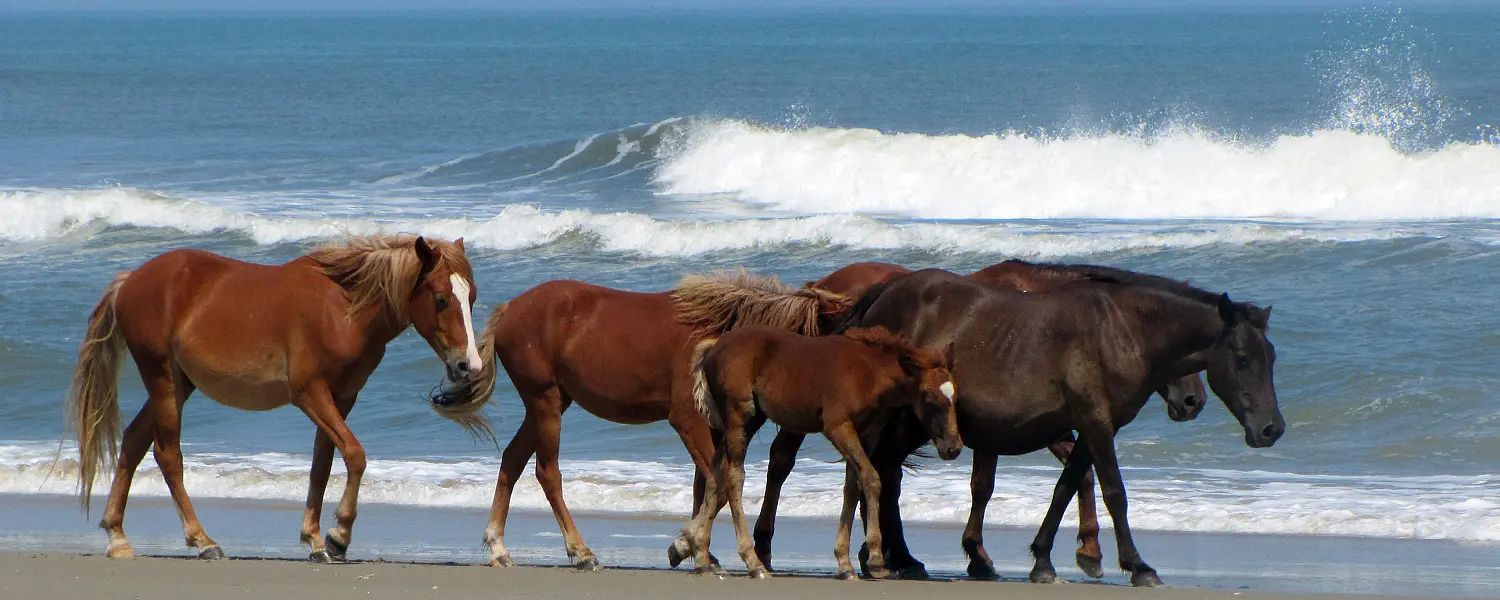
[
  {"xmin": 689, "ymin": 337, "xmax": 722, "ymax": 431},
  {"xmin": 67, "ymin": 272, "xmax": 130, "ymax": 514},
  {"xmin": 430, "ymin": 302, "xmax": 504, "ymax": 444}
]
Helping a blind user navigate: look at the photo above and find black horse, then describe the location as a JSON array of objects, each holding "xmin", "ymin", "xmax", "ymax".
[{"xmin": 842, "ymin": 268, "xmax": 1283, "ymax": 586}]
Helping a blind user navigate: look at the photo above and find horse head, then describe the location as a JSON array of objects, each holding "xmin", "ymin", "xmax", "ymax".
[
  {"xmin": 406, "ymin": 237, "xmax": 484, "ymax": 384},
  {"xmin": 1204, "ymin": 294, "xmax": 1283, "ymax": 448},
  {"xmin": 895, "ymin": 342, "xmax": 963, "ymax": 461}
]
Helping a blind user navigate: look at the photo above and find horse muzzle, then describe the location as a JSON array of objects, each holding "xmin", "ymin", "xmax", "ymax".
[{"xmin": 1243, "ymin": 416, "xmax": 1285, "ymax": 448}]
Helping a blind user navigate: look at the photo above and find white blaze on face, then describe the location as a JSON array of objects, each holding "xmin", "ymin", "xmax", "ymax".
[
  {"xmin": 939, "ymin": 380, "xmax": 956, "ymax": 404},
  {"xmin": 449, "ymin": 274, "xmax": 484, "ymax": 374}
]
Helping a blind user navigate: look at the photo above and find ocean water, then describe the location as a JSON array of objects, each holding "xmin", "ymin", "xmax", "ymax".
[{"xmin": 2, "ymin": 5, "xmax": 1500, "ymax": 570}]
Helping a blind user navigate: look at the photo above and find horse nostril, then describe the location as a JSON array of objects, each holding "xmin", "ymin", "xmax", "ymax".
[
  {"xmin": 456, "ymin": 360, "xmax": 470, "ymax": 374},
  {"xmin": 1261, "ymin": 423, "xmax": 1277, "ymax": 439},
  {"xmin": 1183, "ymin": 396, "xmax": 1198, "ymax": 407}
]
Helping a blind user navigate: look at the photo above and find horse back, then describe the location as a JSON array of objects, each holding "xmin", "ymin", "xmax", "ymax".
[
  {"xmin": 493, "ymin": 280, "xmax": 692, "ymax": 422},
  {"xmin": 705, "ymin": 327, "xmax": 897, "ymax": 434}
]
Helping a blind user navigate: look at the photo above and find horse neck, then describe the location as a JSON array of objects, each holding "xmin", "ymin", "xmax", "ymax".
[
  {"xmin": 1115, "ymin": 288, "xmax": 1220, "ymax": 378},
  {"xmin": 294, "ymin": 256, "xmax": 412, "ymax": 350}
]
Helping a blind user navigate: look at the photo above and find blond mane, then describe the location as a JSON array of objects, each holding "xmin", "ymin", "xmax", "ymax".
[
  {"xmin": 671, "ymin": 268, "xmax": 826, "ymax": 337},
  {"xmin": 309, "ymin": 235, "xmax": 474, "ymax": 327}
]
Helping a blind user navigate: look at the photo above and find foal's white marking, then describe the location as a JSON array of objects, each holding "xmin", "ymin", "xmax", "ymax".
[
  {"xmin": 450, "ymin": 274, "xmax": 484, "ymax": 374},
  {"xmin": 939, "ymin": 381, "xmax": 956, "ymax": 404}
]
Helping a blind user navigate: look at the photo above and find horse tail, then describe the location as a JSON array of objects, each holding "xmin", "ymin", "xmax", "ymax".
[
  {"xmin": 831, "ymin": 280, "xmax": 892, "ymax": 334},
  {"xmin": 68, "ymin": 271, "xmax": 130, "ymax": 513},
  {"xmin": 689, "ymin": 337, "xmax": 722, "ymax": 431},
  {"xmin": 431, "ymin": 302, "xmax": 505, "ymax": 444}
]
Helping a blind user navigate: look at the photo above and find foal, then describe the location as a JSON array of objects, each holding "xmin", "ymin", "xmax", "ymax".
[{"xmin": 683, "ymin": 326, "xmax": 962, "ymax": 580}]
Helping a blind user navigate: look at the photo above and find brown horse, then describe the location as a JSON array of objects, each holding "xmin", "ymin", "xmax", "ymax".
[
  {"xmin": 432, "ymin": 269, "xmax": 848, "ymax": 570},
  {"xmin": 844, "ymin": 269, "xmax": 1283, "ymax": 586},
  {"xmin": 752, "ymin": 259, "xmax": 1209, "ymax": 579},
  {"xmin": 67, "ymin": 236, "xmax": 489, "ymax": 563},
  {"xmin": 682, "ymin": 326, "xmax": 962, "ymax": 580}
]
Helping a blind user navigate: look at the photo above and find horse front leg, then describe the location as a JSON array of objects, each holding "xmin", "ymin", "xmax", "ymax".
[
  {"xmin": 826, "ymin": 421, "xmax": 889, "ymax": 580},
  {"xmin": 1080, "ymin": 424, "xmax": 1161, "ymax": 587},
  {"xmin": 1047, "ymin": 436, "xmax": 1104, "ymax": 578},
  {"xmin": 961, "ymin": 450, "xmax": 999, "ymax": 579},
  {"xmin": 297, "ymin": 383, "xmax": 366, "ymax": 562},
  {"xmin": 303, "ymin": 395, "xmax": 354, "ymax": 563},
  {"xmin": 484, "ymin": 412, "xmax": 539, "ymax": 567},
  {"xmin": 1029, "ymin": 439, "xmax": 1095, "ymax": 583},
  {"xmin": 754, "ymin": 428, "xmax": 805, "ymax": 570},
  {"xmin": 531, "ymin": 393, "xmax": 599, "ymax": 571}
]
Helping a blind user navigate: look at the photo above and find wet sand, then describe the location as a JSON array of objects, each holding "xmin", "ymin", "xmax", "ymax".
[{"xmin": 0, "ymin": 552, "xmax": 1426, "ymax": 600}]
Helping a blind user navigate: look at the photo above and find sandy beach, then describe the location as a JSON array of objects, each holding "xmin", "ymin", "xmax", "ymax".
[{"xmin": 0, "ymin": 552, "xmax": 1432, "ymax": 600}]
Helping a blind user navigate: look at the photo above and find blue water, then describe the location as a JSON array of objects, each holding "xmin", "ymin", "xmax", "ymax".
[{"xmin": 2, "ymin": 6, "xmax": 1500, "ymax": 582}]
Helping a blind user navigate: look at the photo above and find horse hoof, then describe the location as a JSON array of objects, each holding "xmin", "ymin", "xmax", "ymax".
[
  {"xmin": 967, "ymin": 561, "xmax": 999, "ymax": 580},
  {"xmin": 1030, "ymin": 566, "xmax": 1058, "ymax": 584},
  {"xmin": 747, "ymin": 567, "xmax": 770, "ymax": 579},
  {"xmin": 667, "ymin": 538, "xmax": 690, "ymax": 568},
  {"xmin": 865, "ymin": 566, "xmax": 893, "ymax": 580},
  {"xmin": 323, "ymin": 534, "xmax": 348, "ymax": 561},
  {"xmin": 574, "ymin": 556, "xmax": 602, "ymax": 572},
  {"xmin": 693, "ymin": 565, "xmax": 726, "ymax": 579},
  {"xmin": 1132, "ymin": 570, "xmax": 1164, "ymax": 587},
  {"xmin": 1076, "ymin": 552, "xmax": 1105, "ymax": 579},
  {"xmin": 896, "ymin": 563, "xmax": 929, "ymax": 581},
  {"xmin": 106, "ymin": 544, "xmax": 136, "ymax": 559},
  {"xmin": 837, "ymin": 570, "xmax": 859, "ymax": 581},
  {"xmin": 309, "ymin": 550, "xmax": 338, "ymax": 564},
  {"xmin": 197, "ymin": 546, "xmax": 226, "ymax": 561}
]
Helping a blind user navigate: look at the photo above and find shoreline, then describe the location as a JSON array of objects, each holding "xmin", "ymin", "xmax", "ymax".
[
  {"xmin": 0, "ymin": 553, "xmax": 1427, "ymax": 600},
  {"xmin": 4, "ymin": 493, "xmax": 1499, "ymax": 598}
]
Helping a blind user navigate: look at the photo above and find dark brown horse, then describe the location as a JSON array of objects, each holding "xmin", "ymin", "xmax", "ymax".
[
  {"xmin": 842, "ymin": 268, "xmax": 1282, "ymax": 586},
  {"xmin": 752, "ymin": 259, "xmax": 1209, "ymax": 579},
  {"xmin": 682, "ymin": 326, "xmax": 962, "ymax": 580},
  {"xmin": 433, "ymin": 269, "xmax": 848, "ymax": 570},
  {"xmin": 68, "ymin": 236, "xmax": 489, "ymax": 563}
]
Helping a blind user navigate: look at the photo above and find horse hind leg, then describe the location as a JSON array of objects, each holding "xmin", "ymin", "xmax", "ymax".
[
  {"xmin": 98, "ymin": 406, "xmax": 158, "ymax": 558},
  {"xmin": 753, "ymin": 429, "xmax": 805, "ymax": 570},
  {"xmin": 1047, "ymin": 437, "xmax": 1105, "ymax": 578},
  {"xmin": 666, "ymin": 403, "xmax": 728, "ymax": 570},
  {"xmin": 530, "ymin": 388, "xmax": 600, "ymax": 571},
  {"xmin": 485, "ymin": 411, "xmax": 541, "ymax": 567},
  {"xmin": 146, "ymin": 370, "xmax": 222, "ymax": 558}
]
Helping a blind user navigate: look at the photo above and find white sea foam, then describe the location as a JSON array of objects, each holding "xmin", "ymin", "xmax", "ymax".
[
  {"xmin": 654, "ymin": 119, "xmax": 1500, "ymax": 220},
  {"xmin": 5, "ymin": 442, "xmax": 1499, "ymax": 542},
  {"xmin": 0, "ymin": 187, "xmax": 1467, "ymax": 257}
]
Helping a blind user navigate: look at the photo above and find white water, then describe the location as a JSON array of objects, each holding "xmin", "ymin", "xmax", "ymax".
[
  {"xmin": 654, "ymin": 119, "xmax": 1500, "ymax": 220},
  {"xmin": 6, "ymin": 442, "xmax": 1499, "ymax": 543},
  {"xmin": 0, "ymin": 187, "xmax": 1480, "ymax": 257}
]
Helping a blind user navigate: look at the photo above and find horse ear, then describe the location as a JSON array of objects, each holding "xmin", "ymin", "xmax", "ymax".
[
  {"xmin": 454, "ymin": 237, "xmax": 466, "ymax": 252},
  {"xmin": 1218, "ymin": 293, "xmax": 1238, "ymax": 326},
  {"xmin": 1249, "ymin": 305, "xmax": 1271, "ymax": 330},
  {"xmin": 414, "ymin": 236, "xmax": 437, "ymax": 274},
  {"xmin": 943, "ymin": 343, "xmax": 956, "ymax": 368}
]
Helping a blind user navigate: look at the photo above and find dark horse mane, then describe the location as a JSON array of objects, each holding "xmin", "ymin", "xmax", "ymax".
[
  {"xmin": 995, "ymin": 259, "xmax": 1224, "ymax": 307},
  {"xmin": 840, "ymin": 325, "xmax": 946, "ymax": 370}
]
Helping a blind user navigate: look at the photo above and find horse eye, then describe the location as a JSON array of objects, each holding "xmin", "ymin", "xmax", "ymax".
[
  {"xmin": 435, "ymin": 294, "xmax": 449, "ymax": 311},
  {"xmin": 1236, "ymin": 356, "xmax": 1250, "ymax": 369}
]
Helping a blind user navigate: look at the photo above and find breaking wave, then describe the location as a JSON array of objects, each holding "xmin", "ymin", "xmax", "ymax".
[{"xmin": 5, "ymin": 442, "xmax": 1499, "ymax": 542}]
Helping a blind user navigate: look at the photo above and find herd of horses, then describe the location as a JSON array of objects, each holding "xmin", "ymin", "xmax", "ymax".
[{"xmin": 66, "ymin": 234, "xmax": 1283, "ymax": 587}]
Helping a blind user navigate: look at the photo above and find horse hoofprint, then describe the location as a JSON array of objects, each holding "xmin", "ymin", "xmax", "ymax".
[{"xmin": 449, "ymin": 274, "xmax": 484, "ymax": 375}]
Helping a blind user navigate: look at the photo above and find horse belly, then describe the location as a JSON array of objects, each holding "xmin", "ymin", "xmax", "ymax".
[{"xmin": 175, "ymin": 348, "xmax": 294, "ymax": 411}]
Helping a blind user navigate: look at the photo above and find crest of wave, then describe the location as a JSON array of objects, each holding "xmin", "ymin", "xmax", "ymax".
[{"xmin": 652, "ymin": 118, "xmax": 1500, "ymax": 221}]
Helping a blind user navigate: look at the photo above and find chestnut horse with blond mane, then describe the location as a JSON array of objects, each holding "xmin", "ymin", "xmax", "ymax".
[
  {"xmin": 68, "ymin": 235, "xmax": 490, "ymax": 563},
  {"xmin": 434, "ymin": 269, "xmax": 848, "ymax": 571}
]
